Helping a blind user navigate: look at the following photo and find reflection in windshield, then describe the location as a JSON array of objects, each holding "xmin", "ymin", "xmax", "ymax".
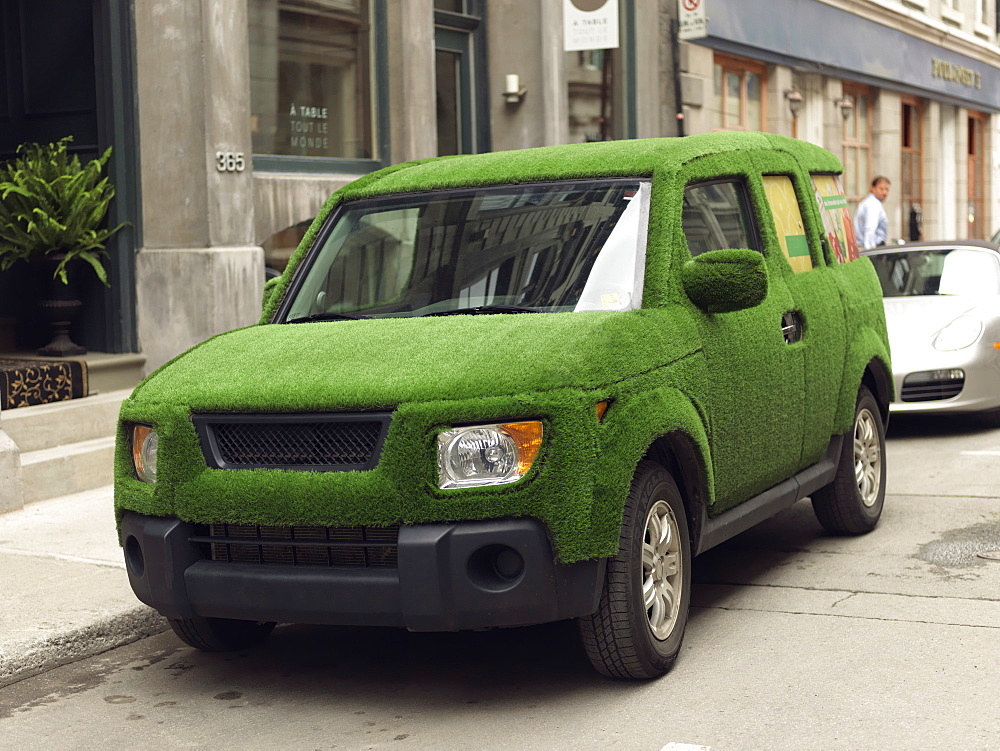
[
  {"xmin": 280, "ymin": 179, "xmax": 649, "ymax": 320},
  {"xmin": 868, "ymin": 248, "xmax": 1000, "ymax": 297}
]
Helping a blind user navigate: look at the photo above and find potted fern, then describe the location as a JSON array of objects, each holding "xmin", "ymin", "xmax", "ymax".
[{"xmin": 0, "ymin": 137, "xmax": 124, "ymax": 355}]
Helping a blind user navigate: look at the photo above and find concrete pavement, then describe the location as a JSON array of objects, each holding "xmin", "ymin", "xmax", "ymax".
[{"xmin": 0, "ymin": 486, "xmax": 167, "ymax": 688}]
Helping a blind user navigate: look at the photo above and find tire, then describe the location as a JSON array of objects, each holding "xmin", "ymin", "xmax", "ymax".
[
  {"xmin": 811, "ymin": 385, "xmax": 886, "ymax": 535},
  {"xmin": 168, "ymin": 617, "xmax": 276, "ymax": 652},
  {"xmin": 579, "ymin": 461, "xmax": 692, "ymax": 680}
]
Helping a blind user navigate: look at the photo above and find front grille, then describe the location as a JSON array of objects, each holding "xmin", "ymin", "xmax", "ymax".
[
  {"xmin": 901, "ymin": 371, "xmax": 965, "ymax": 402},
  {"xmin": 195, "ymin": 523, "xmax": 399, "ymax": 568},
  {"xmin": 192, "ymin": 413, "xmax": 391, "ymax": 471}
]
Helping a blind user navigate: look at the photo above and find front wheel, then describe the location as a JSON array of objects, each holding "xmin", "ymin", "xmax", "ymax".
[
  {"xmin": 811, "ymin": 385, "xmax": 886, "ymax": 535},
  {"xmin": 578, "ymin": 461, "xmax": 691, "ymax": 680},
  {"xmin": 168, "ymin": 616, "xmax": 276, "ymax": 651}
]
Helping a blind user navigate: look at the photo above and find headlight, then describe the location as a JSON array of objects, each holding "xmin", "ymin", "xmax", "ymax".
[
  {"xmin": 933, "ymin": 315, "xmax": 983, "ymax": 351},
  {"xmin": 131, "ymin": 425, "xmax": 158, "ymax": 483},
  {"xmin": 437, "ymin": 421, "xmax": 543, "ymax": 489}
]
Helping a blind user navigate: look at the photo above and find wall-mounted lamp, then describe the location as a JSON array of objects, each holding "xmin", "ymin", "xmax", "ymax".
[
  {"xmin": 784, "ymin": 88, "xmax": 804, "ymax": 118},
  {"xmin": 836, "ymin": 95, "xmax": 854, "ymax": 121},
  {"xmin": 503, "ymin": 74, "xmax": 527, "ymax": 105}
]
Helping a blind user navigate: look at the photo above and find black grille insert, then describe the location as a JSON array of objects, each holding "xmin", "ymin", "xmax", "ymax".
[
  {"xmin": 192, "ymin": 413, "xmax": 391, "ymax": 471},
  {"xmin": 901, "ymin": 371, "xmax": 965, "ymax": 402},
  {"xmin": 193, "ymin": 523, "xmax": 399, "ymax": 568}
]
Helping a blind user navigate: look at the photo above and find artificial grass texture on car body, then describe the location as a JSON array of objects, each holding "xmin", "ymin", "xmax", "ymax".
[{"xmin": 116, "ymin": 132, "xmax": 891, "ymax": 563}]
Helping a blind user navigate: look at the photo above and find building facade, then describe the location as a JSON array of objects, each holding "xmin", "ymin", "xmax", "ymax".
[{"xmin": 1, "ymin": 0, "xmax": 998, "ymax": 374}]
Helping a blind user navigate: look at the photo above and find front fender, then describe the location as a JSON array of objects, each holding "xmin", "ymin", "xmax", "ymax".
[{"xmin": 589, "ymin": 383, "xmax": 713, "ymax": 557}]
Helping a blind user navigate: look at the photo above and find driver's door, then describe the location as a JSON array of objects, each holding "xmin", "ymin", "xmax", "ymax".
[{"xmin": 681, "ymin": 176, "xmax": 805, "ymax": 513}]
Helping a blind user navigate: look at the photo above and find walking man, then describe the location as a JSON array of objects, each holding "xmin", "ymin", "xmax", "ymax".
[{"xmin": 854, "ymin": 176, "xmax": 890, "ymax": 250}]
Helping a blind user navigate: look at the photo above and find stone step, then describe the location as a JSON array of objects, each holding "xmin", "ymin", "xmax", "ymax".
[
  {"xmin": 20, "ymin": 436, "xmax": 117, "ymax": 505},
  {"xmin": 2, "ymin": 389, "xmax": 131, "ymax": 453}
]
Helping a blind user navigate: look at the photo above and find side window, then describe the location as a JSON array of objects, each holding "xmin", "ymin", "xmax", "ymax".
[
  {"xmin": 762, "ymin": 175, "xmax": 812, "ymax": 273},
  {"xmin": 811, "ymin": 174, "xmax": 860, "ymax": 264},
  {"xmin": 682, "ymin": 180, "xmax": 759, "ymax": 257}
]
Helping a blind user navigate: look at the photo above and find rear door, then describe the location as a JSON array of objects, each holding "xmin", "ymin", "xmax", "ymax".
[{"xmin": 762, "ymin": 173, "xmax": 848, "ymax": 467}]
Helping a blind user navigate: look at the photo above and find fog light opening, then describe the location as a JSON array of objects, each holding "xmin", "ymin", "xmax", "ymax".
[
  {"xmin": 467, "ymin": 544, "xmax": 525, "ymax": 591},
  {"xmin": 124, "ymin": 535, "xmax": 145, "ymax": 578}
]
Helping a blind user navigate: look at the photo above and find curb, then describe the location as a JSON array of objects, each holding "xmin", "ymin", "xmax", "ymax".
[{"xmin": 0, "ymin": 606, "xmax": 169, "ymax": 688}]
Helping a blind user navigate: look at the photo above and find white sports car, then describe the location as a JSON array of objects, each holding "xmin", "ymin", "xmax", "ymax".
[{"xmin": 864, "ymin": 240, "xmax": 1000, "ymax": 420}]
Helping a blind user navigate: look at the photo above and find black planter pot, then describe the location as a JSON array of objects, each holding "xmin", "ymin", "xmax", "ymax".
[{"xmin": 36, "ymin": 252, "xmax": 87, "ymax": 357}]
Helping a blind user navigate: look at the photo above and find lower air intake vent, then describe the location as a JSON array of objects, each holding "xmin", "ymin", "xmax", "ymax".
[
  {"xmin": 901, "ymin": 370, "xmax": 965, "ymax": 402},
  {"xmin": 195, "ymin": 523, "xmax": 399, "ymax": 568}
]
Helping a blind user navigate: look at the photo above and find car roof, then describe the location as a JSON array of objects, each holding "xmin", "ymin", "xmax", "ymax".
[{"xmin": 339, "ymin": 132, "xmax": 843, "ymax": 201}]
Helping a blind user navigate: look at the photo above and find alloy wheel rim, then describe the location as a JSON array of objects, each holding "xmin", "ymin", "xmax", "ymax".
[
  {"xmin": 854, "ymin": 407, "xmax": 882, "ymax": 507},
  {"xmin": 642, "ymin": 499, "xmax": 682, "ymax": 640}
]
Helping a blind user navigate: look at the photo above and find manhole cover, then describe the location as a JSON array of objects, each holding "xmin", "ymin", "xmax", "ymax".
[{"xmin": 977, "ymin": 550, "xmax": 1000, "ymax": 561}]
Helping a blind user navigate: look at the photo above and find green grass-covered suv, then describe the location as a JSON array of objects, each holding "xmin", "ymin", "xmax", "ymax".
[{"xmin": 116, "ymin": 132, "xmax": 892, "ymax": 679}]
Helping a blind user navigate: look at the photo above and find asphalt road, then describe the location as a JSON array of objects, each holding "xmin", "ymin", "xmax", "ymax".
[{"xmin": 1, "ymin": 413, "xmax": 999, "ymax": 751}]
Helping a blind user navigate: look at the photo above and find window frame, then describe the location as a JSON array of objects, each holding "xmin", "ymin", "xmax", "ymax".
[
  {"xmin": 434, "ymin": 0, "xmax": 490, "ymax": 155},
  {"xmin": 841, "ymin": 83, "xmax": 873, "ymax": 206},
  {"xmin": 712, "ymin": 54, "xmax": 767, "ymax": 132},
  {"xmin": 251, "ymin": 0, "xmax": 391, "ymax": 175},
  {"xmin": 901, "ymin": 96, "xmax": 924, "ymax": 242}
]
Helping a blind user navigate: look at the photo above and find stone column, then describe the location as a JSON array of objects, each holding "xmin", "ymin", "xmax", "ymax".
[
  {"xmin": 872, "ymin": 89, "xmax": 901, "ymax": 240},
  {"xmin": 0, "ymin": 412, "xmax": 23, "ymax": 514},
  {"xmin": 133, "ymin": 0, "xmax": 263, "ymax": 374},
  {"xmin": 387, "ymin": 0, "xmax": 436, "ymax": 162}
]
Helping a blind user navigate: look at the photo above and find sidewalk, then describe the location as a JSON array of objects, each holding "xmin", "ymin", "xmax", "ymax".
[{"xmin": 0, "ymin": 485, "xmax": 167, "ymax": 688}]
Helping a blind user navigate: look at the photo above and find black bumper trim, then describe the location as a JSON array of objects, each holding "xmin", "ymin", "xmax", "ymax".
[{"xmin": 120, "ymin": 512, "xmax": 605, "ymax": 632}]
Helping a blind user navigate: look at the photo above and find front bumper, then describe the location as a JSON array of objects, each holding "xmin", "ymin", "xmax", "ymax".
[{"xmin": 120, "ymin": 511, "xmax": 604, "ymax": 631}]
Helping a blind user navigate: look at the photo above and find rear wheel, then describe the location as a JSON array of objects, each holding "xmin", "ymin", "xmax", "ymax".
[
  {"xmin": 811, "ymin": 385, "xmax": 886, "ymax": 535},
  {"xmin": 168, "ymin": 617, "xmax": 276, "ymax": 651},
  {"xmin": 579, "ymin": 461, "xmax": 691, "ymax": 680}
]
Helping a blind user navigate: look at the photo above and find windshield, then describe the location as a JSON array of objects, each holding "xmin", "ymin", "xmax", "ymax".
[
  {"xmin": 868, "ymin": 247, "xmax": 1000, "ymax": 297},
  {"xmin": 278, "ymin": 179, "xmax": 649, "ymax": 321}
]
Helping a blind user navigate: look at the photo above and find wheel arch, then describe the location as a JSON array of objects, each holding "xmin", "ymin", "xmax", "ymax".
[
  {"xmin": 643, "ymin": 432, "xmax": 709, "ymax": 557},
  {"xmin": 861, "ymin": 354, "xmax": 892, "ymax": 425},
  {"xmin": 592, "ymin": 386, "xmax": 713, "ymax": 559},
  {"xmin": 835, "ymin": 327, "xmax": 892, "ymax": 432}
]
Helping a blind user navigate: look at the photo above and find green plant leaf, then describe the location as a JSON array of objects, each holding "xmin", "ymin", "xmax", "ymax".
[{"xmin": 0, "ymin": 136, "xmax": 123, "ymax": 284}]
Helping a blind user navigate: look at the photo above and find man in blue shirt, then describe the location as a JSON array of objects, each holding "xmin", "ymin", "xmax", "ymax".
[{"xmin": 854, "ymin": 176, "xmax": 891, "ymax": 249}]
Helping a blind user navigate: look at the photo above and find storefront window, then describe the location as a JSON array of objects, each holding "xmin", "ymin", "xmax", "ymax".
[
  {"xmin": 713, "ymin": 54, "xmax": 765, "ymax": 131},
  {"xmin": 249, "ymin": 0, "xmax": 375, "ymax": 161}
]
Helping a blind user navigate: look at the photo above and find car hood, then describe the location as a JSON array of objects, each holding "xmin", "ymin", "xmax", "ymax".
[
  {"xmin": 882, "ymin": 295, "xmax": 983, "ymax": 361},
  {"xmin": 130, "ymin": 309, "xmax": 699, "ymax": 411}
]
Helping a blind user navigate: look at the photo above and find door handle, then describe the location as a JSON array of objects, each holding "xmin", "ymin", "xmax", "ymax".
[{"xmin": 782, "ymin": 311, "xmax": 804, "ymax": 344}]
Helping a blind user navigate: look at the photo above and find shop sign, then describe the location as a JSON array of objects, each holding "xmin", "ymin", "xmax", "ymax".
[
  {"xmin": 285, "ymin": 103, "xmax": 331, "ymax": 153},
  {"xmin": 931, "ymin": 58, "xmax": 982, "ymax": 90},
  {"xmin": 678, "ymin": 0, "xmax": 707, "ymax": 41},
  {"xmin": 563, "ymin": 0, "xmax": 619, "ymax": 52}
]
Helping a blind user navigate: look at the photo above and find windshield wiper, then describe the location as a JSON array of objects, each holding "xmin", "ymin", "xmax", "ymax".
[
  {"xmin": 423, "ymin": 305, "xmax": 544, "ymax": 317},
  {"xmin": 285, "ymin": 311, "xmax": 370, "ymax": 323}
]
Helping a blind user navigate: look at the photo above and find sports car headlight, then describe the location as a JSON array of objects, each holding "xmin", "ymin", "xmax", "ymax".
[
  {"xmin": 131, "ymin": 424, "xmax": 158, "ymax": 483},
  {"xmin": 933, "ymin": 315, "xmax": 983, "ymax": 351},
  {"xmin": 437, "ymin": 421, "xmax": 543, "ymax": 489}
]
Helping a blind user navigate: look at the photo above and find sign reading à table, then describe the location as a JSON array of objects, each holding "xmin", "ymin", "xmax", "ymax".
[
  {"xmin": 678, "ymin": 0, "xmax": 707, "ymax": 41},
  {"xmin": 563, "ymin": 0, "xmax": 619, "ymax": 52}
]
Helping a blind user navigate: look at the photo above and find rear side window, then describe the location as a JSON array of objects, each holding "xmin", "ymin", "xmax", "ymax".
[
  {"xmin": 682, "ymin": 180, "xmax": 759, "ymax": 257},
  {"xmin": 811, "ymin": 174, "xmax": 860, "ymax": 263},
  {"xmin": 762, "ymin": 175, "xmax": 812, "ymax": 273}
]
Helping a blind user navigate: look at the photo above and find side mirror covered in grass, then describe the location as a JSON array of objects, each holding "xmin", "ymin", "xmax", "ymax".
[
  {"xmin": 681, "ymin": 248, "xmax": 768, "ymax": 313},
  {"xmin": 262, "ymin": 276, "xmax": 281, "ymax": 312}
]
